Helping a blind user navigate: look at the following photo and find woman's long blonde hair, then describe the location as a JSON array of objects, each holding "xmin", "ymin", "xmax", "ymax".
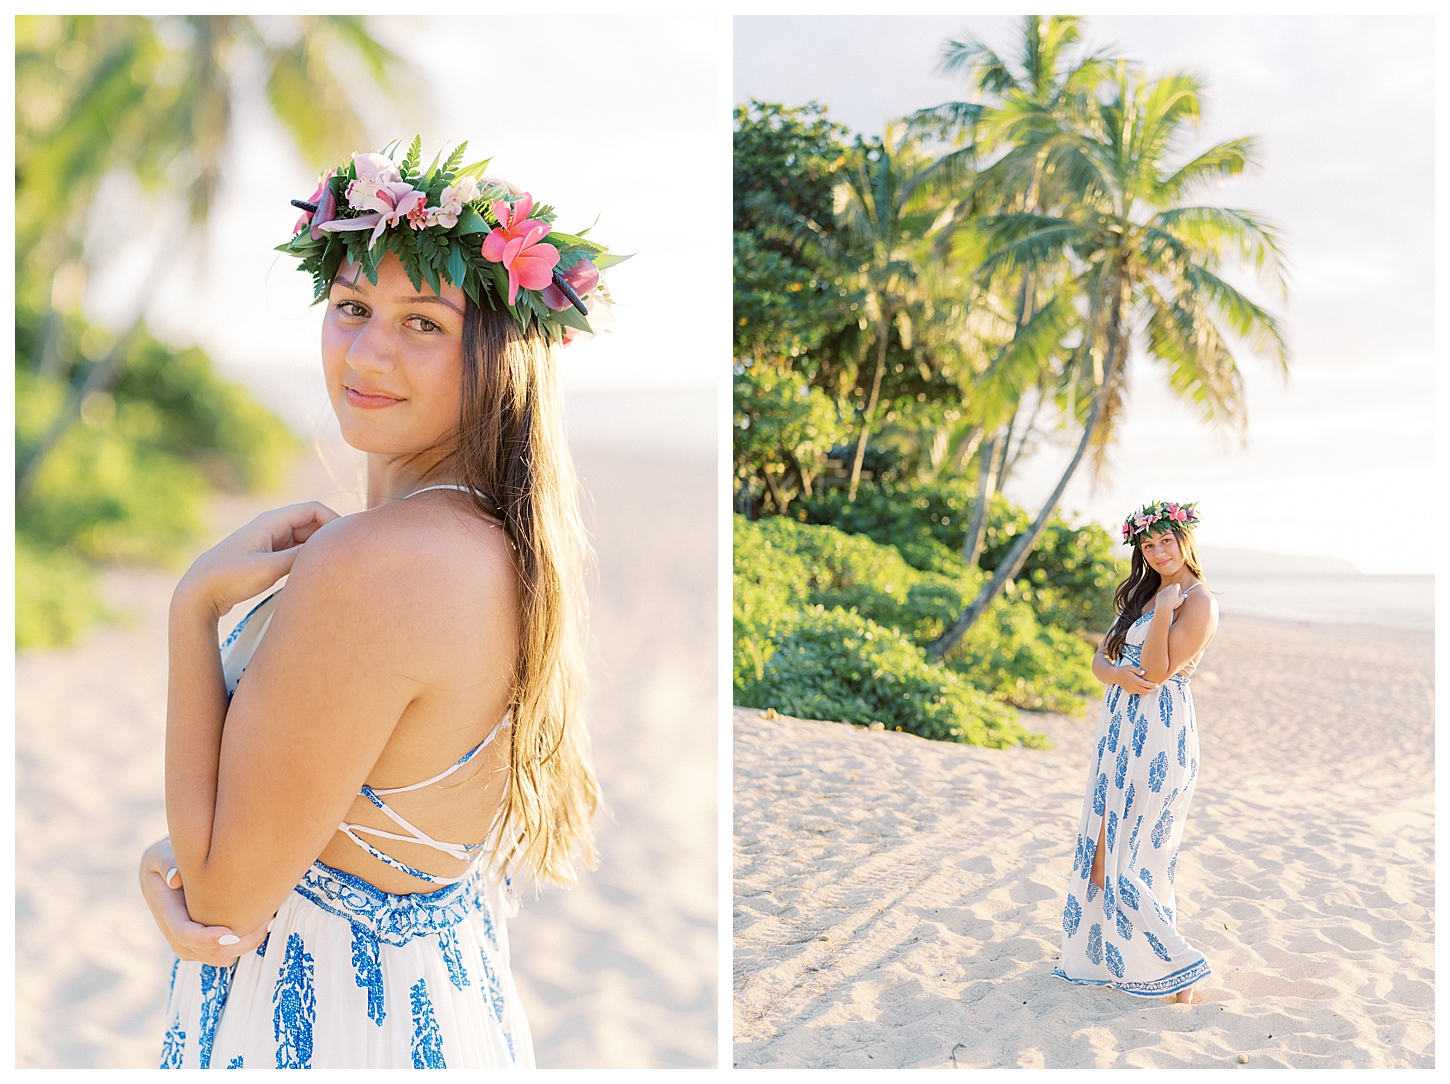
[{"xmin": 445, "ymin": 296, "xmax": 598, "ymax": 886}]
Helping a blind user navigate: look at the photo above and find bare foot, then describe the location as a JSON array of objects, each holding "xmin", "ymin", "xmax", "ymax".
[{"xmin": 1175, "ymin": 986, "xmax": 1194, "ymax": 1004}]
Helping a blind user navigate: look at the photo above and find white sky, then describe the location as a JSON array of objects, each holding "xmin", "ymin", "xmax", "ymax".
[{"xmin": 734, "ymin": 14, "xmax": 1434, "ymax": 574}]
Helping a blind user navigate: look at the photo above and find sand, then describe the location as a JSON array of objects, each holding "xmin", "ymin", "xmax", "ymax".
[
  {"xmin": 15, "ymin": 431, "xmax": 717, "ymax": 1068},
  {"xmin": 732, "ymin": 615, "xmax": 1434, "ymax": 1069}
]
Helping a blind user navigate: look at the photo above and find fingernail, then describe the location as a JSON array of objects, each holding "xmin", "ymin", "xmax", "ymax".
[
  {"xmin": 218, "ymin": 934, "xmax": 241, "ymax": 946},
  {"xmin": 165, "ymin": 868, "xmax": 179, "ymax": 888}
]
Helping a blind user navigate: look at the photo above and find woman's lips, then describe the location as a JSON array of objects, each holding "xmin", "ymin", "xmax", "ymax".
[{"xmin": 345, "ymin": 386, "xmax": 404, "ymax": 409}]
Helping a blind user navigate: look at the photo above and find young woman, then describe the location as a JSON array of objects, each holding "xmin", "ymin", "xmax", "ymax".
[
  {"xmin": 136, "ymin": 144, "xmax": 615, "ymax": 1068},
  {"xmin": 1053, "ymin": 501, "xmax": 1218, "ymax": 1004}
]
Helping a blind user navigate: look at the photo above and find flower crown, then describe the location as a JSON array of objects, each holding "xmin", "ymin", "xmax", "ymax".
[
  {"xmin": 277, "ymin": 136, "xmax": 625, "ymax": 344},
  {"xmin": 1121, "ymin": 500, "xmax": 1200, "ymax": 545}
]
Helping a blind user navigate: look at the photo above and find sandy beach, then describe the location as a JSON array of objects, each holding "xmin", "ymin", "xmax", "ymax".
[
  {"xmin": 15, "ymin": 399, "xmax": 717, "ymax": 1069},
  {"xmin": 733, "ymin": 614, "xmax": 1434, "ymax": 1068}
]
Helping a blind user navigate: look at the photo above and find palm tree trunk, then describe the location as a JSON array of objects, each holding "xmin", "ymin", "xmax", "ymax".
[
  {"xmin": 846, "ymin": 318, "xmax": 890, "ymax": 502},
  {"xmin": 960, "ymin": 432, "xmax": 998, "ymax": 569},
  {"xmin": 930, "ymin": 274, "xmax": 1129, "ymax": 659}
]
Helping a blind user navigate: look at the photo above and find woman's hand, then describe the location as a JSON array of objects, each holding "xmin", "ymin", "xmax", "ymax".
[
  {"xmin": 138, "ymin": 838, "xmax": 271, "ymax": 965},
  {"xmin": 1154, "ymin": 582, "xmax": 1187, "ymax": 615},
  {"xmin": 1113, "ymin": 664, "xmax": 1159, "ymax": 695},
  {"xmin": 174, "ymin": 503, "xmax": 340, "ymax": 620}
]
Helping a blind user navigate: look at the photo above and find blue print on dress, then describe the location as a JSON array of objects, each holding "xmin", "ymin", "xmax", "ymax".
[
  {"xmin": 1115, "ymin": 907, "xmax": 1133, "ymax": 941},
  {"xmin": 1123, "ymin": 782, "xmax": 1135, "ymax": 821},
  {"xmin": 1085, "ymin": 878, "xmax": 1098, "ymax": 903},
  {"xmin": 1093, "ymin": 773, "xmax": 1107, "ymax": 815},
  {"xmin": 1105, "ymin": 941, "xmax": 1125, "ymax": 979},
  {"xmin": 1141, "ymin": 866, "xmax": 1153, "ymax": 887},
  {"xmin": 506, "ymin": 1032, "xmax": 517, "ymax": 1064},
  {"xmin": 1118, "ymin": 874, "xmax": 1139, "ymax": 911},
  {"xmin": 1145, "ymin": 930, "xmax": 1172, "ymax": 963},
  {"xmin": 1115, "ymin": 744, "xmax": 1128, "ymax": 790},
  {"xmin": 160, "ymin": 1016, "xmax": 185, "ymax": 1069},
  {"xmin": 1107, "ymin": 684, "xmax": 1121, "ymax": 712},
  {"xmin": 1087, "ymin": 923, "xmax": 1103, "ymax": 965},
  {"xmin": 1148, "ymin": 752, "xmax": 1168, "ymax": 793},
  {"xmin": 1106, "ymin": 810, "xmax": 1118, "ymax": 854},
  {"xmin": 1063, "ymin": 894, "xmax": 1082, "ymax": 937},
  {"xmin": 1103, "ymin": 876, "xmax": 1116, "ymax": 921},
  {"xmin": 409, "ymin": 977, "xmax": 447, "ymax": 1068},
  {"xmin": 351, "ymin": 927, "xmax": 386, "ymax": 1026},
  {"xmin": 1126, "ymin": 693, "xmax": 1140, "ymax": 723},
  {"xmin": 479, "ymin": 949, "xmax": 506, "ymax": 1023},
  {"xmin": 438, "ymin": 927, "xmax": 471, "ymax": 990},
  {"xmin": 1072, "ymin": 833, "xmax": 1083, "ymax": 874},
  {"xmin": 1097, "ymin": 736, "xmax": 1106, "ymax": 761},
  {"xmin": 481, "ymin": 903, "xmax": 499, "ymax": 950},
  {"xmin": 169, "ymin": 957, "xmax": 179, "ymax": 999},
  {"xmin": 1080, "ymin": 836, "xmax": 1097, "ymax": 881},
  {"xmin": 1132, "ymin": 713, "xmax": 1148, "ymax": 758},
  {"xmin": 1177, "ymin": 726, "xmax": 1187, "ymax": 767},
  {"xmin": 1190, "ymin": 756, "xmax": 1198, "ymax": 782},
  {"xmin": 198, "ymin": 963, "xmax": 233, "ymax": 1069},
  {"xmin": 273, "ymin": 933, "xmax": 316, "ymax": 1069},
  {"xmin": 1158, "ymin": 686, "xmax": 1172, "ymax": 727},
  {"xmin": 257, "ymin": 932, "xmax": 269, "ymax": 958},
  {"xmin": 1107, "ymin": 712, "xmax": 1121, "ymax": 753},
  {"xmin": 1168, "ymin": 853, "xmax": 1179, "ymax": 884},
  {"xmin": 227, "ymin": 1056, "xmax": 244, "ymax": 1069},
  {"xmin": 1151, "ymin": 806, "xmax": 1175, "ymax": 850}
]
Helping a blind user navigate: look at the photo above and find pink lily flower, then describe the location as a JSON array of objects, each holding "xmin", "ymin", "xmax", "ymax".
[
  {"xmin": 1170, "ymin": 506, "xmax": 1188, "ymax": 523},
  {"xmin": 542, "ymin": 259, "xmax": 600, "ymax": 311},
  {"xmin": 481, "ymin": 193, "xmax": 559, "ymax": 305},
  {"xmin": 319, "ymin": 152, "xmax": 426, "ymax": 249}
]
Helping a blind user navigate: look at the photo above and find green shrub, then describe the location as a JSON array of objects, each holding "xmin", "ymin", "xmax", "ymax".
[
  {"xmin": 15, "ymin": 539, "xmax": 117, "ymax": 649},
  {"xmin": 15, "ymin": 325, "xmax": 300, "ymax": 648},
  {"xmin": 734, "ymin": 515, "xmax": 1101, "ymax": 745},
  {"xmin": 739, "ymin": 605, "xmax": 1044, "ymax": 748},
  {"xmin": 797, "ymin": 479, "xmax": 1124, "ymax": 632}
]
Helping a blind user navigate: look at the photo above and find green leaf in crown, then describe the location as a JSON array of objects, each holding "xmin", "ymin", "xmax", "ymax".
[{"xmin": 277, "ymin": 137, "xmax": 629, "ymax": 344}]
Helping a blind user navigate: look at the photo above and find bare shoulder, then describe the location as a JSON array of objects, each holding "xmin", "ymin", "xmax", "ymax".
[
  {"xmin": 1180, "ymin": 580, "xmax": 1218, "ymax": 630},
  {"xmin": 282, "ymin": 498, "xmax": 519, "ymax": 663}
]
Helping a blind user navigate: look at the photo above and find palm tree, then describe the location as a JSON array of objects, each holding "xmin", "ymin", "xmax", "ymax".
[
  {"xmin": 928, "ymin": 60, "xmax": 1288, "ymax": 657},
  {"xmin": 914, "ymin": 15, "xmax": 1113, "ymax": 569},
  {"xmin": 815, "ymin": 124, "xmax": 944, "ymax": 501},
  {"xmin": 15, "ymin": 15, "xmax": 404, "ymax": 490}
]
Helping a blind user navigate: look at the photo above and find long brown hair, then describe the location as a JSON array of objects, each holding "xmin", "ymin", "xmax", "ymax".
[
  {"xmin": 439, "ymin": 296, "xmax": 599, "ymax": 886},
  {"xmin": 1101, "ymin": 526, "xmax": 1209, "ymax": 662}
]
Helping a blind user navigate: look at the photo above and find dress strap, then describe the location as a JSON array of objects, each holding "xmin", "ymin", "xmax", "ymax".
[
  {"xmin": 403, "ymin": 484, "xmax": 491, "ymax": 500},
  {"xmin": 369, "ymin": 713, "xmax": 510, "ymax": 796}
]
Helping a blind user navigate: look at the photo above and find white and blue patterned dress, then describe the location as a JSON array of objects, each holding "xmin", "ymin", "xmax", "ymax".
[
  {"xmin": 1054, "ymin": 594, "xmax": 1211, "ymax": 998},
  {"xmin": 159, "ymin": 561, "xmax": 534, "ymax": 1068}
]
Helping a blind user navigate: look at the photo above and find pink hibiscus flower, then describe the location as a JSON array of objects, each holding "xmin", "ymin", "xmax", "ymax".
[
  {"xmin": 542, "ymin": 259, "xmax": 600, "ymax": 312},
  {"xmin": 481, "ymin": 193, "xmax": 559, "ymax": 305}
]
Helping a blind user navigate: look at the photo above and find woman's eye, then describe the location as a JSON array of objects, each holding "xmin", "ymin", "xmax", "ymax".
[
  {"xmin": 408, "ymin": 316, "xmax": 441, "ymax": 333},
  {"xmin": 334, "ymin": 300, "xmax": 367, "ymax": 317}
]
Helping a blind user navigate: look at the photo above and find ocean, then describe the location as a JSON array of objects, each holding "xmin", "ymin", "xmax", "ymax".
[{"xmin": 1205, "ymin": 573, "xmax": 1433, "ymax": 630}]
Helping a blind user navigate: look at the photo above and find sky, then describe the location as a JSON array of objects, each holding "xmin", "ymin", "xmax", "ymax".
[
  {"xmin": 86, "ymin": 14, "xmax": 727, "ymax": 405},
  {"xmin": 734, "ymin": 14, "xmax": 1434, "ymax": 574}
]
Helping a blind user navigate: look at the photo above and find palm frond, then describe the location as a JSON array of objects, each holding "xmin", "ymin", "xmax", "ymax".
[
  {"xmin": 1152, "ymin": 137, "xmax": 1255, "ymax": 205},
  {"xmin": 1141, "ymin": 281, "xmax": 1249, "ymax": 435},
  {"xmin": 1152, "ymin": 206, "xmax": 1288, "ymax": 296}
]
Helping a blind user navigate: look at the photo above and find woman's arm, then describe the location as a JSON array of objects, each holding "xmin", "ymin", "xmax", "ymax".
[
  {"xmin": 1139, "ymin": 585, "xmax": 1215, "ymax": 683},
  {"xmin": 166, "ymin": 506, "xmax": 517, "ymax": 933},
  {"xmin": 138, "ymin": 837, "xmax": 268, "ymax": 964},
  {"xmin": 1092, "ymin": 647, "xmax": 1159, "ymax": 694}
]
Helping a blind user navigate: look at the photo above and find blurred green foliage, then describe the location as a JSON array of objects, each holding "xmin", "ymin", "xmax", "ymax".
[{"xmin": 14, "ymin": 14, "xmax": 395, "ymax": 648}]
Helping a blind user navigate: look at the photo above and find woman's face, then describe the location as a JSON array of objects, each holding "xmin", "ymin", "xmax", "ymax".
[
  {"xmin": 1139, "ymin": 530, "xmax": 1185, "ymax": 577},
  {"xmin": 321, "ymin": 253, "xmax": 466, "ymax": 456}
]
